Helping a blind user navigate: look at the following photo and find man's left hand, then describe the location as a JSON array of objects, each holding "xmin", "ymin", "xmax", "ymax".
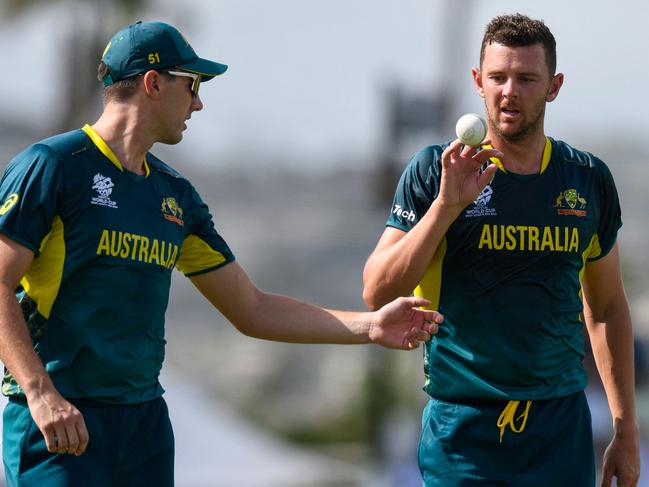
[{"xmin": 601, "ymin": 424, "xmax": 641, "ymax": 487}]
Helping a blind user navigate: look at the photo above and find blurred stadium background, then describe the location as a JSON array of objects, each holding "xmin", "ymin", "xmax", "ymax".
[{"xmin": 1, "ymin": 0, "xmax": 648, "ymax": 485}]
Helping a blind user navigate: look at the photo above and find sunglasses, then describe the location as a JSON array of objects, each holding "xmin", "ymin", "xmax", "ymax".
[{"xmin": 165, "ymin": 70, "xmax": 202, "ymax": 96}]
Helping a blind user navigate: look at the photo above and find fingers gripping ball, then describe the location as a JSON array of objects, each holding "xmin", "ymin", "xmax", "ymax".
[{"xmin": 455, "ymin": 113, "xmax": 487, "ymax": 146}]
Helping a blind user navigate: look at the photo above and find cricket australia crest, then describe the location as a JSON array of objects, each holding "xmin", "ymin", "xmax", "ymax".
[
  {"xmin": 554, "ymin": 189, "xmax": 587, "ymax": 217},
  {"xmin": 161, "ymin": 197, "xmax": 184, "ymax": 226}
]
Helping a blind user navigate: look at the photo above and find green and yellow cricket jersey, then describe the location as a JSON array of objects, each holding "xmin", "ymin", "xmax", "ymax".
[
  {"xmin": 0, "ymin": 125, "xmax": 234, "ymax": 404},
  {"xmin": 387, "ymin": 137, "xmax": 622, "ymax": 401}
]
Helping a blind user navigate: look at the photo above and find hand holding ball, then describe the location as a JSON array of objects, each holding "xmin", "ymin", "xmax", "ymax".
[{"xmin": 455, "ymin": 113, "xmax": 487, "ymax": 146}]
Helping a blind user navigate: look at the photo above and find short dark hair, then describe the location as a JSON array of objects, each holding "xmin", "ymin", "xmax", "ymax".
[
  {"xmin": 480, "ymin": 13, "xmax": 557, "ymax": 76},
  {"xmin": 97, "ymin": 61, "xmax": 140, "ymax": 103}
]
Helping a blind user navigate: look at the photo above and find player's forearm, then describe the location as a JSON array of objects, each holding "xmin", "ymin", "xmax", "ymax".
[
  {"xmin": 363, "ymin": 200, "xmax": 460, "ymax": 309},
  {"xmin": 0, "ymin": 287, "xmax": 57, "ymax": 400},
  {"xmin": 191, "ymin": 262, "xmax": 374, "ymax": 343},
  {"xmin": 586, "ymin": 303, "xmax": 638, "ymax": 428},
  {"xmin": 235, "ymin": 291, "xmax": 371, "ymax": 344}
]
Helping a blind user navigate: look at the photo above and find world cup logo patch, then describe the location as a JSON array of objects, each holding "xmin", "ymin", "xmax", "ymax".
[
  {"xmin": 474, "ymin": 185, "xmax": 493, "ymax": 207},
  {"xmin": 91, "ymin": 173, "xmax": 118, "ymax": 208},
  {"xmin": 465, "ymin": 185, "xmax": 497, "ymax": 218}
]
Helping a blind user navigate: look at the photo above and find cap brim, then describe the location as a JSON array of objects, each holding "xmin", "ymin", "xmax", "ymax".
[{"xmin": 178, "ymin": 57, "xmax": 228, "ymax": 81}]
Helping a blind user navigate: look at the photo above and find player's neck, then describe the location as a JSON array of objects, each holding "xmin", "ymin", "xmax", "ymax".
[
  {"xmin": 490, "ymin": 132, "xmax": 547, "ymax": 175},
  {"xmin": 92, "ymin": 106, "xmax": 152, "ymax": 175}
]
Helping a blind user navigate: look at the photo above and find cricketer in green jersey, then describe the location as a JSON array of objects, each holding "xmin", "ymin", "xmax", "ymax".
[
  {"xmin": 0, "ymin": 21, "xmax": 442, "ymax": 486},
  {"xmin": 363, "ymin": 13, "xmax": 640, "ymax": 487}
]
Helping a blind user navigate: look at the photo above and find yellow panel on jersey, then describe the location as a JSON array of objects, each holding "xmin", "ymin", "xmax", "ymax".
[
  {"xmin": 414, "ymin": 237, "xmax": 447, "ymax": 310},
  {"xmin": 20, "ymin": 216, "xmax": 65, "ymax": 319},
  {"xmin": 176, "ymin": 234, "xmax": 228, "ymax": 276},
  {"xmin": 576, "ymin": 235, "xmax": 599, "ymax": 313},
  {"xmin": 82, "ymin": 124, "xmax": 150, "ymax": 177},
  {"xmin": 585, "ymin": 234, "xmax": 602, "ymax": 260}
]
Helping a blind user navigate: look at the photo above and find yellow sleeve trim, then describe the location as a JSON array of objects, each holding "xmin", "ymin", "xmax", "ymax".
[
  {"xmin": 583, "ymin": 234, "xmax": 601, "ymax": 261},
  {"xmin": 82, "ymin": 124, "xmax": 150, "ymax": 177},
  {"xmin": 176, "ymin": 234, "xmax": 227, "ymax": 275}
]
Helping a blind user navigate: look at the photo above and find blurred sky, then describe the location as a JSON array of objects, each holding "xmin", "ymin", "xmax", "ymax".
[{"xmin": 1, "ymin": 0, "xmax": 648, "ymax": 169}]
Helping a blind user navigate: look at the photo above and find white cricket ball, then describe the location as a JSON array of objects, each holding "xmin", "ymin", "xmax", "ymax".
[{"xmin": 455, "ymin": 113, "xmax": 487, "ymax": 146}]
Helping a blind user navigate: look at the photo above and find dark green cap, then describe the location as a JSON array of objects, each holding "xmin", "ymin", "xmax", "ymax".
[{"xmin": 101, "ymin": 21, "xmax": 227, "ymax": 86}]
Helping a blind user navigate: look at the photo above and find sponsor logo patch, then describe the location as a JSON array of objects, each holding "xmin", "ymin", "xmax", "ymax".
[
  {"xmin": 392, "ymin": 204, "xmax": 416, "ymax": 223},
  {"xmin": 0, "ymin": 193, "xmax": 19, "ymax": 215}
]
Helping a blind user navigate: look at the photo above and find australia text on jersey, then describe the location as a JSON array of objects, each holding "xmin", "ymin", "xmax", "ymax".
[
  {"xmin": 96, "ymin": 229, "xmax": 179, "ymax": 268},
  {"xmin": 478, "ymin": 224, "xmax": 580, "ymax": 252}
]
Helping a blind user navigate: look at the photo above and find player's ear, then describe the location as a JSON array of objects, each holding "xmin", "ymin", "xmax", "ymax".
[
  {"xmin": 546, "ymin": 73, "xmax": 564, "ymax": 102},
  {"xmin": 472, "ymin": 67, "xmax": 485, "ymax": 98},
  {"xmin": 142, "ymin": 70, "xmax": 163, "ymax": 99}
]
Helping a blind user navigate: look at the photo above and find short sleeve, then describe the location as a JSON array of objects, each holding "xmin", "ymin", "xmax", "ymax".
[
  {"xmin": 587, "ymin": 159, "xmax": 622, "ymax": 261},
  {"xmin": 386, "ymin": 146, "xmax": 442, "ymax": 232},
  {"xmin": 0, "ymin": 144, "xmax": 64, "ymax": 254},
  {"xmin": 175, "ymin": 185, "xmax": 235, "ymax": 276}
]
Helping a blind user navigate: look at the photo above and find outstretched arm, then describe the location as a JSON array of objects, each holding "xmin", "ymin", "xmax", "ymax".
[
  {"xmin": 190, "ymin": 261, "xmax": 443, "ymax": 351},
  {"xmin": 582, "ymin": 243, "xmax": 640, "ymax": 487},
  {"xmin": 0, "ymin": 234, "xmax": 88, "ymax": 456},
  {"xmin": 363, "ymin": 141, "xmax": 500, "ymax": 309}
]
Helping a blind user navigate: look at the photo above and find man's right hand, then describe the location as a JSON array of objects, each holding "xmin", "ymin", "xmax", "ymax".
[
  {"xmin": 26, "ymin": 388, "xmax": 89, "ymax": 456},
  {"xmin": 0, "ymin": 235, "xmax": 89, "ymax": 456},
  {"xmin": 437, "ymin": 139, "xmax": 502, "ymax": 213}
]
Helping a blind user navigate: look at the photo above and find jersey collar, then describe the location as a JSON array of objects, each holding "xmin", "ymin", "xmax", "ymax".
[
  {"xmin": 482, "ymin": 137, "xmax": 552, "ymax": 174},
  {"xmin": 82, "ymin": 124, "xmax": 150, "ymax": 177}
]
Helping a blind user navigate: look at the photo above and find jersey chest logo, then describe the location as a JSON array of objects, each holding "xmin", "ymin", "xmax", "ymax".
[
  {"xmin": 465, "ymin": 185, "xmax": 497, "ymax": 218},
  {"xmin": 91, "ymin": 173, "xmax": 118, "ymax": 209},
  {"xmin": 554, "ymin": 188, "xmax": 587, "ymax": 217},
  {"xmin": 161, "ymin": 197, "xmax": 184, "ymax": 226}
]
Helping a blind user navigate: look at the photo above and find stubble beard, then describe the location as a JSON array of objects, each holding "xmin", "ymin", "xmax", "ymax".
[{"xmin": 485, "ymin": 102, "xmax": 546, "ymax": 144}]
